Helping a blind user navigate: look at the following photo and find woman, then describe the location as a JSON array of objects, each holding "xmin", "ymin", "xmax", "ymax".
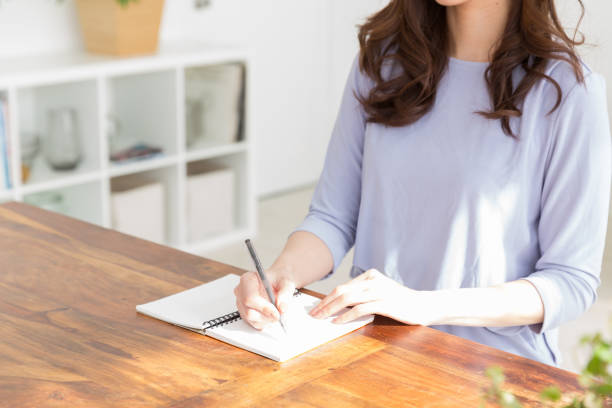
[{"xmin": 234, "ymin": 0, "xmax": 611, "ymax": 366}]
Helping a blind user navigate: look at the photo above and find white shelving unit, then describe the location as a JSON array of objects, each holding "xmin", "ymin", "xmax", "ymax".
[{"xmin": 0, "ymin": 44, "xmax": 256, "ymax": 253}]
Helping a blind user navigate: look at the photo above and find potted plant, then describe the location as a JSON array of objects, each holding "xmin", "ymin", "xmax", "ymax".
[
  {"xmin": 74, "ymin": 0, "xmax": 165, "ymax": 56},
  {"xmin": 483, "ymin": 331, "xmax": 612, "ymax": 407}
]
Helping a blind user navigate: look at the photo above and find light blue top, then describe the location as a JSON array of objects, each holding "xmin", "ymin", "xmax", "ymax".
[{"xmin": 295, "ymin": 55, "xmax": 611, "ymax": 366}]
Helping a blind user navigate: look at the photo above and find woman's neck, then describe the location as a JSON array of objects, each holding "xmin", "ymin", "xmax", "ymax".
[{"xmin": 446, "ymin": 0, "xmax": 511, "ymax": 62}]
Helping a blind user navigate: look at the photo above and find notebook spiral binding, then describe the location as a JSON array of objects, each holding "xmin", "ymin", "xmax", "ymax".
[
  {"xmin": 201, "ymin": 290, "xmax": 302, "ymax": 330},
  {"xmin": 202, "ymin": 311, "xmax": 241, "ymax": 330}
]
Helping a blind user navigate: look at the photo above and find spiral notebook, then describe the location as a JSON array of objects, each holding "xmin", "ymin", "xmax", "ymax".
[{"xmin": 136, "ymin": 274, "xmax": 374, "ymax": 362}]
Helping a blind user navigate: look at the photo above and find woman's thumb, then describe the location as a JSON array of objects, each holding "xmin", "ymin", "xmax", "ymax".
[{"xmin": 276, "ymin": 278, "xmax": 296, "ymax": 314}]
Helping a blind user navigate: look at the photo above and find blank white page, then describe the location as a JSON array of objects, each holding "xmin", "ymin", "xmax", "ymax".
[
  {"xmin": 136, "ymin": 274, "xmax": 241, "ymax": 330},
  {"xmin": 207, "ymin": 292, "xmax": 374, "ymax": 362}
]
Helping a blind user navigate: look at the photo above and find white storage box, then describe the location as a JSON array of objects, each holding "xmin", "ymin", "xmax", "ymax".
[
  {"xmin": 111, "ymin": 179, "xmax": 166, "ymax": 244},
  {"xmin": 187, "ymin": 164, "xmax": 234, "ymax": 242}
]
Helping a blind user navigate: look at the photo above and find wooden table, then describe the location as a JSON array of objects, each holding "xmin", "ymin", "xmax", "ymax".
[{"xmin": 0, "ymin": 202, "xmax": 581, "ymax": 407}]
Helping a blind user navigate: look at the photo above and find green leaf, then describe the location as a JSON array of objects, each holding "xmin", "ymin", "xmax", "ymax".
[
  {"xmin": 581, "ymin": 335, "xmax": 594, "ymax": 345},
  {"xmin": 586, "ymin": 356, "xmax": 607, "ymax": 376},
  {"xmin": 540, "ymin": 385, "xmax": 562, "ymax": 401},
  {"xmin": 561, "ymin": 397, "xmax": 584, "ymax": 408},
  {"xmin": 486, "ymin": 366, "xmax": 505, "ymax": 386},
  {"xmin": 592, "ymin": 383, "xmax": 612, "ymax": 396},
  {"xmin": 594, "ymin": 344, "xmax": 612, "ymax": 363}
]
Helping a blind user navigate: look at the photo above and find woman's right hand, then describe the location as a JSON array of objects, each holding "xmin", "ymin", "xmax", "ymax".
[{"xmin": 234, "ymin": 269, "xmax": 297, "ymax": 330}]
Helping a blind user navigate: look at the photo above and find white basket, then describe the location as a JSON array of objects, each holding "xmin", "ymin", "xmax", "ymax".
[
  {"xmin": 111, "ymin": 180, "xmax": 166, "ymax": 244},
  {"xmin": 186, "ymin": 165, "xmax": 235, "ymax": 242}
]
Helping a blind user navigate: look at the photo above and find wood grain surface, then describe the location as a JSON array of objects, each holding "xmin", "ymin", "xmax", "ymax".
[{"xmin": 0, "ymin": 202, "xmax": 582, "ymax": 407}]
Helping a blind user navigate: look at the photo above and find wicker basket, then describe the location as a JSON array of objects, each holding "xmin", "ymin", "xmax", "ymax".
[{"xmin": 75, "ymin": 0, "xmax": 165, "ymax": 56}]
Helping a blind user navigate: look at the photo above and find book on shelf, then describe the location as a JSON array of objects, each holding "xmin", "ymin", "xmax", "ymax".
[
  {"xmin": 185, "ymin": 63, "xmax": 244, "ymax": 148},
  {"xmin": 0, "ymin": 99, "xmax": 11, "ymax": 190},
  {"xmin": 110, "ymin": 143, "xmax": 163, "ymax": 164}
]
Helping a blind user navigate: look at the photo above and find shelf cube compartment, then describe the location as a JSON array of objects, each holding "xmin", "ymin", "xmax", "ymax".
[
  {"xmin": 186, "ymin": 164, "xmax": 234, "ymax": 242},
  {"xmin": 184, "ymin": 63, "xmax": 245, "ymax": 152},
  {"xmin": 17, "ymin": 80, "xmax": 101, "ymax": 186},
  {"xmin": 186, "ymin": 152, "xmax": 248, "ymax": 243},
  {"xmin": 0, "ymin": 191, "xmax": 13, "ymax": 204},
  {"xmin": 107, "ymin": 70, "xmax": 178, "ymax": 167},
  {"xmin": 23, "ymin": 180, "xmax": 104, "ymax": 225},
  {"xmin": 110, "ymin": 165, "xmax": 179, "ymax": 246}
]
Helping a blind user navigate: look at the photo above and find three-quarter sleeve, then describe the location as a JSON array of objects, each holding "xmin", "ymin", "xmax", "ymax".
[
  {"xmin": 293, "ymin": 56, "xmax": 369, "ymax": 272},
  {"xmin": 524, "ymin": 72, "xmax": 612, "ymax": 334}
]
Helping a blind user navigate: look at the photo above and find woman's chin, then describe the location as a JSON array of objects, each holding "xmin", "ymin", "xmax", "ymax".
[{"xmin": 435, "ymin": 0, "xmax": 470, "ymax": 6}]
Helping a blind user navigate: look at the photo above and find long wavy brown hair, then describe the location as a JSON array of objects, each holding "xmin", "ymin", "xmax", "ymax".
[{"xmin": 358, "ymin": 0, "xmax": 585, "ymax": 138}]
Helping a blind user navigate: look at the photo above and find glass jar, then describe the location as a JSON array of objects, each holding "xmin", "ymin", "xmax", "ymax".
[{"xmin": 44, "ymin": 107, "xmax": 82, "ymax": 170}]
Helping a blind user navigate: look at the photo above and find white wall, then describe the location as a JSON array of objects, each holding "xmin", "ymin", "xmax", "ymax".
[
  {"xmin": 328, "ymin": 1, "xmax": 389, "ymax": 122},
  {"xmin": 558, "ymin": 0, "xmax": 612, "ymax": 125},
  {"xmin": 0, "ymin": 1, "xmax": 82, "ymax": 57}
]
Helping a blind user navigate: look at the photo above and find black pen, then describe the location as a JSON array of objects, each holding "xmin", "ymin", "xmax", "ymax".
[{"xmin": 244, "ymin": 239, "xmax": 288, "ymax": 333}]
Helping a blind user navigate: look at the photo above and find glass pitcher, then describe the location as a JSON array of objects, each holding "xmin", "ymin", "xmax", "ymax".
[{"xmin": 44, "ymin": 107, "xmax": 82, "ymax": 170}]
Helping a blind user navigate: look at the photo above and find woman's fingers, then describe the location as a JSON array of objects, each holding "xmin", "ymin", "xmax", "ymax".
[
  {"xmin": 352, "ymin": 268, "xmax": 381, "ymax": 281},
  {"xmin": 243, "ymin": 294, "xmax": 280, "ymax": 321},
  {"xmin": 237, "ymin": 293, "xmax": 279, "ymax": 329},
  {"xmin": 332, "ymin": 302, "xmax": 378, "ymax": 324},
  {"xmin": 310, "ymin": 280, "xmax": 373, "ymax": 319},
  {"xmin": 310, "ymin": 269, "xmax": 381, "ymax": 315},
  {"xmin": 237, "ymin": 300, "xmax": 267, "ymax": 330},
  {"xmin": 235, "ymin": 271, "xmax": 280, "ymax": 328},
  {"xmin": 310, "ymin": 269, "xmax": 384, "ymax": 319},
  {"xmin": 310, "ymin": 283, "xmax": 349, "ymax": 317},
  {"xmin": 275, "ymin": 277, "xmax": 296, "ymax": 314},
  {"xmin": 312, "ymin": 292, "xmax": 363, "ymax": 319}
]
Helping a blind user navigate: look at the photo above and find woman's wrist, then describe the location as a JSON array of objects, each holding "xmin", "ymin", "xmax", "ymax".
[
  {"xmin": 410, "ymin": 289, "xmax": 446, "ymax": 326},
  {"xmin": 418, "ymin": 287, "xmax": 492, "ymax": 326},
  {"xmin": 418, "ymin": 289, "xmax": 452, "ymax": 326},
  {"xmin": 268, "ymin": 261, "xmax": 300, "ymax": 287},
  {"xmin": 416, "ymin": 282, "xmax": 544, "ymax": 327}
]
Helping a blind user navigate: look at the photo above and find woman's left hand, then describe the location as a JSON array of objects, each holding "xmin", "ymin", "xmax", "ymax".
[{"xmin": 309, "ymin": 268, "xmax": 435, "ymax": 325}]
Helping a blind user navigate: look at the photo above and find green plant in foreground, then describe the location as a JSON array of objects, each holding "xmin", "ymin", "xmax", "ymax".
[{"xmin": 482, "ymin": 332, "xmax": 612, "ymax": 407}]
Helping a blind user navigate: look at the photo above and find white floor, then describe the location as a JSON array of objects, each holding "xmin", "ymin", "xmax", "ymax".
[{"xmin": 202, "ymin": 185, "xmax": 612, "ymax": 373}]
